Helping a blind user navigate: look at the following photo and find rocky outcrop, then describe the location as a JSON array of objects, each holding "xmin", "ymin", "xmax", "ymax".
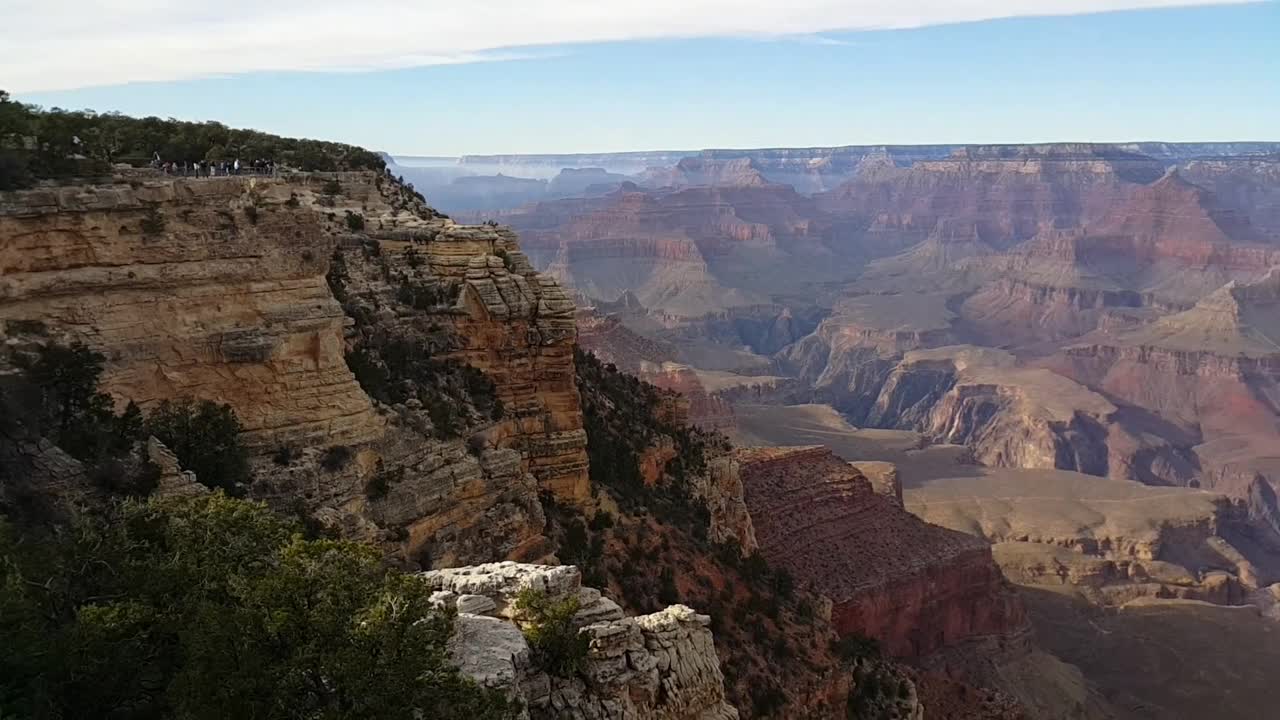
[
  {"xmin": 851, "ymin": 461, "xmax": 903, "ymax": 506},
  {"xmin": 420, "ymin": 562, "xmax": 739, "ymax": 720},
  {"xmin": 638, "ymin": 158, "xmax": 772, "ymax": 189},
  {"xmin": 0, "ymin": 176, "xmax": 381, "ymax": 450},
  {"xmin": 0, "ymin": 172, "xmax": 590, "ymax": 566},
  {"xmin": 1181, "ymin": 156, "xmax": 1280, "ymax": 239},
  {"xmin": 1045, "ymin": 271, "xmax": 1280, "ymax": 523},
  {"xmin": 735, "ymin": 446, "xmax": 1028, "ymax": 659}
]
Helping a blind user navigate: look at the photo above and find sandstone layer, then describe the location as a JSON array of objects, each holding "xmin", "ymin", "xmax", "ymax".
[
  {"xmin": 0, "ymin": 172, "xmax": 590, "ymax": 566},
  {"xmin": 734, "ymin": 445, "xmax": 1028, "ymax": 659}
]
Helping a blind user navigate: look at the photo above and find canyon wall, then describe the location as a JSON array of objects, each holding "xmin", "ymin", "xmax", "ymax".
[
  {"xmin": 734, "ymin": 445, "xmax": 1028, "ymax": 659},
  {"xmin": 0, "ymin": 172, "xmax": 589, "ymax": 567}
]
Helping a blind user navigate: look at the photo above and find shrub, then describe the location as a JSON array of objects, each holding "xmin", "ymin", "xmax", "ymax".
[
  {"xmin": 272, "ymin": 446, "xmax": 294, "ymax": 466},
  {"xmin": 320, "ymin": 445, "xmax": 354, "ymax": 472},
  {"xmin": 833, "ymin": 634, "xmax": 882, "ymax": 663},
  {"xmin": 139, "ymin": 206, "xmax": 166, "ymax": 234},
  {"xmin": 16, "ymin": 342, "xmax": 140, "ymax": 463},
  {"xmin": 243, "ymin": 204, "xmax": 259, "ymax": 224},
  {"xmin": 321, "ymin": 178, "xmax": 341, "ymax": 196},
  {"xmin": 145, "ymin": 398, "xmax": 251, "ymax": 494},
  {"xmin": 4, "ymin": 318, "xmax": 47, "ymax": 336},
  {"xmin": 365, "ymin": 473, "xmax": 390, "ymax": 500},
  {"xmin": 345, "ymin": 211, "xmax": 365, "ymax": 232},
  {"xmin": 0, "ymin": 493, "xmax": 515, "ymax": 719},
  {"xmin": 90, "ymin": 458, "xmax": 160, "ymax": 497},
  {"xmin": 494, "ymin": 248, "xmax": 515, "ymax": 271},
  {"xmin": 405, "ymin": 245, "xmax": 423, "ymax": 268},
  {"xmin": 658, "ymin": 567, "xmax": 679, "ymax": 605},
  {"xmin": 773, "ymin": 568, "xmax": 795, "ymax": 599},
  {"xmin": 515, "ymin": 588, "xmax": 589, "ymax": 676}
]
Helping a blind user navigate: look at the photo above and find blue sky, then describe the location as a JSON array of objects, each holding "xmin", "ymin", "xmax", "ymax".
[{"xmin": 8, "ymin": 2, "xmax": 1277, "ymax": 155}]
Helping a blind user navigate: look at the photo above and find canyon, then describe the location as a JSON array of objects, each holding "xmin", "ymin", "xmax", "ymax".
[
  {"xmin": 450, "ymin": 140, "xmax": 1280, "ymax": 718},
  {"xmin": 1, "ymin": 160, "xmax": 1060, "ymax": 718},
  {"xmin": 6, "ymin": 116, "xmax": 1280, "ymax": 719}
]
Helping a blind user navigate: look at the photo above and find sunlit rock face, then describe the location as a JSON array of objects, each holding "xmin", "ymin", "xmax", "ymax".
[
  {"xmin": 0, "ymin": 172, "xmax": 589, "ymax": 567},
  {"xmin": 734, "ymin": 446, "xmax": 1028, "ymax": 659}
]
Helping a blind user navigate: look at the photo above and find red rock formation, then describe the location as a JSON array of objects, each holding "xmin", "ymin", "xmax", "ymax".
[
  {"xmin": 497, "ymin": 182, "xmax": 840, "ymax": 318},
  {"xmin": 1181, "ymin": 156, "xmax": 1280, "ymax": 240},
  {"xmin": 1044, "ymin": 271, "xmax": 1280, "ymax": 519},
  {"xmin": 643, "ymin": 363, "xmax": 735, "ymax": 430},
  {"xmin": 638, "ymin": 157, "xmax": 772, "ymax": 189},
  {"xmin": 818, "ymin": 144, "xmax": 1165, "ymax": 252},
  {"xmin": 735, "ymin": 446, "xmax": 1027, "ymax": 658}
]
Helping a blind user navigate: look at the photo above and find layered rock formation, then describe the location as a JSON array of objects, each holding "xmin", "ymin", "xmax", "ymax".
[
  {"xmin": 1047, "ymin": 270, "xmax": 1280, "ymax": 519},
  {"xmin": 501, "ymin": 182, "xmax": 852, "ymax": 320},
  {"xmin": 818, "ymin": 144, "xmax": 1166, "ymax": 254},
  {"xmin": 957, "ymin": 170, "xmax": 1280, "ymax": 343},
  {"xmin": 0, "ymin": 171, "xmax": 589, "ymax": 566},
  {"xmin": 0, "ymin": 176, "xmax": 380, "ymax": 450},
  {"xmin": 421, "ymin": 562, "xmax": 739, "ymax": 720},
  {"xmin": 734, "ymin": 445, "xmax": 1027, "ymax": 659},
  {"xmin": 906, "ymin": 464, "xmax": 1280, "ymax": 604}
]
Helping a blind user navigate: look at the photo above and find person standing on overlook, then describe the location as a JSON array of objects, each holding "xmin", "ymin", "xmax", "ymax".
[{"xmin": 233, "ymin": 158, "xmax": 240, "ymax": 175}]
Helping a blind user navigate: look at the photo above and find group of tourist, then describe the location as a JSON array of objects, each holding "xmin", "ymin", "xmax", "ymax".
[{"xmin": 150, "ymin": 154, "xmax": 277, "ymax": 178}]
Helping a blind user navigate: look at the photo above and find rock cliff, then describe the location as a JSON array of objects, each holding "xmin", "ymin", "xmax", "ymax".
[
  {"xmin": 734, "ymin": 445, "xmax": 1028, "ymax": 659},
  {"xmin": 421, "ymin": 562, "xmax": 739, "ymax": 720},
  {"xmin": 0, "ymin": 171, "xmax": 589, "ymax": 566}
]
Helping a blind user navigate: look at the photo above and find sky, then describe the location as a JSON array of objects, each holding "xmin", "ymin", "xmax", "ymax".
[{"xmin": 4, "ymin": 1, "xmax": 1277, "ymax": 155}]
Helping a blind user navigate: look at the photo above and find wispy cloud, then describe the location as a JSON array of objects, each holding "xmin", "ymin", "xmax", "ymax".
[{"xmin": 1, "ymin": 0, "xmax": 1254, "ymax": 92}]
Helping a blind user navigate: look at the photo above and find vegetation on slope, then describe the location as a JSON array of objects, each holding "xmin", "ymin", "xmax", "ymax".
[
  {"xmin": 0, "ymin": 494, "xmax": 514, "ymax": 720},
  {"xmin": 0, "ymin": 340, "xmax": 513, "ymax": 719},
  {"xmin": 327, "ymin": 240, "xmax": 503, "ymax": 440},
  {"xmin": 562, "ymin": 348, "xmax": 850, "ymax": 718},
  {"xmin": 1, "ymin": 339, "xmax": 252, "ymax": 499},
  {"xmin": 0, "ymin": 89, "xmax": 384, "ymax": 190}
]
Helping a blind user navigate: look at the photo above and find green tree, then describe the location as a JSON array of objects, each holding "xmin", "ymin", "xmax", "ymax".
[
  {"xmin": 514, "ymin": 588, "xmax": 589, "ymax": 676},
  {"xmin": 0, "ymin": 493, "xmax": 515, "ymax": 719},
  {"xmin": 144, "ymin": 398, "xmax": 251, "ymax": 494},
  {"xmin": 15, "ymin": 342, "xmax": 140, "ymax": 463}
]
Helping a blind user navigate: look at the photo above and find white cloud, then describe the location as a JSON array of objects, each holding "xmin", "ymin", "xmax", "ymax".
[{"xmin": 1, "ymin": 0, "xmax": 1253, "ymax": 92}]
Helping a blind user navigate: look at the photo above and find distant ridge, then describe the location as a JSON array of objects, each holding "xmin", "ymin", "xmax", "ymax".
[{"xmin": 403, "ymin": 141, "xmax": 1280, "ymax": 168}]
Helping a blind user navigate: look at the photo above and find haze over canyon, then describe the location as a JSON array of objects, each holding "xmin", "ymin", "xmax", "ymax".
[{"xmin": 385, "ymin": 138, "xmax": 1280, "ymax": 718}]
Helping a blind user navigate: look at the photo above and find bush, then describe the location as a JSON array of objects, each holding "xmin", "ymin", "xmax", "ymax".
[
  {"xmin": 15, "ymin": 342, "xmax": 140, "ymax": 464},
  {"xmin": 365, "ymin": 473, "xmax": 390, "ymax": 500},
  {"xmin": 145, "ymin": 398, "xmax": 251, "ymax": 494},
  {"xmin": 515, "ymin": 588, "xmax": 589, "ymax": 676},
  {"xmin": 833, "ymin": 633, "xmax": 882, "ymax": 663},
  {"xmin": 321, "ymin": 178, "xmax": 342, "ymax": 196},
  {"xmin": 140, "ymin": 206, "xmax": 166, "ymax": 234},
  {"xmin": 494, "ymin": 248, "xmax": 515, "ymax": 271},
  {"xmin": 345, "ymin": 211, "xmax": 365, "ymax": 232},
  {"xmin": 658, "ymin": 567, "xmax": 680, "ymax": 605},
  {"xmin": 0, "ymin": 493, "xmax": 515, "ymax": 719},
  {"xmin": 272, "ymin": 446, "xmax": 294, "ymax": 466},
  {"xmin": 0, "ymin": 91, "xmax": 386, "ymax": 177},
  {"xmin": 243, "ymin": 204, "xmax": 259, "ymax": 224},
  {"xmin": 320, "ymin": 445, "xmax": 354, "ymax": 472},
  {"xmin": 405, "ymin": 246, "xmax": 423, "ymax": 268},
  {"xmin": 4, "ymin": 318, "xmax": 47, "ymax": 336}
]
